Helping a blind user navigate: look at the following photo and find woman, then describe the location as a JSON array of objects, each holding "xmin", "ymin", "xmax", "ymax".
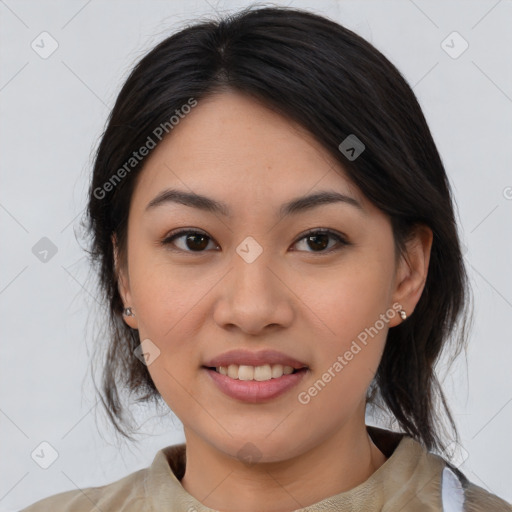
[{"xmin": 22, "ymin": 5, "xmax": 511, "ymax": 511}]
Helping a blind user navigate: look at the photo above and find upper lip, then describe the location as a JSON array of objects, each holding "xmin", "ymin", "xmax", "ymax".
[{"xmin": 203, "ymin": 349, "xmax": 308, "ymax": 369}]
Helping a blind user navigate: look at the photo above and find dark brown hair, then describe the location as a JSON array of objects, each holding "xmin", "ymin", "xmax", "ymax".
[{"xmin": 84, "ymin": 5, "xmax": 471, "ymax": 451}]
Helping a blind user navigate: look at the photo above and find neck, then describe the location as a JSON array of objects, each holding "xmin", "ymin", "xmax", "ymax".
[{"xmin": 181, "ymin": 417, "xmax": 387, "ymax": 512}]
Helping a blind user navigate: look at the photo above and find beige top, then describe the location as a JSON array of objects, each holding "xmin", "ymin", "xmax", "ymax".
[{"xmin": 21, "ymin": 426, "xmax": 511, "ymax": 511}]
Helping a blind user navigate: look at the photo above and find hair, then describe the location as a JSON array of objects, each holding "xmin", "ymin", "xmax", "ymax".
[{"xmin": 84, "ymin": 4, "xmax": 471, "ymax": 452}]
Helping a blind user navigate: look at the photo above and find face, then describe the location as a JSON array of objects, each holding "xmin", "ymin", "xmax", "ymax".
[{"xmin": 116, "ymin": 91, "xmax": 428, "ymax": 463}]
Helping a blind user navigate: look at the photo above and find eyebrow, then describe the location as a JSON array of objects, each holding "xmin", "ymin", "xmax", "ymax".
[{"xmin": 145, "ymin": 188, "xmax": 365, "ymax": 218}]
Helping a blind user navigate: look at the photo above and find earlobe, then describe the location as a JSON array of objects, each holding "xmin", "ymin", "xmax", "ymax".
[
  {"xmin": 122, "ymin": 306, "xmax": 138, "ymax": 329},
  {"xmin": 112, "ymin": 233, "xmax": 138, "ymax": 329},
  {"xmin": 391, "ymin": 224, "xmax": 433, "ymax": 326},
  {"xmin": 121, "ymin": 305, "xmax": 138, "ymax": 329}
]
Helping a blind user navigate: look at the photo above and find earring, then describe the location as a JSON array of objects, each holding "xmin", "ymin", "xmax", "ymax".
[
  {"xmin": 123, "ymin": 307, "xmax": 134, "ymax": 317},
  {"xmin": 399, "ymin": 309, "xmax": 407, "ymax": 320}
]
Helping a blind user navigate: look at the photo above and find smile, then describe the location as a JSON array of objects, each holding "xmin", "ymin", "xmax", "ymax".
[
  {"xmin": 212, "ymin": 363, "xmax": 301, "ymax": 381},
  {"xmin": 203, "ymin": 365, "xmax": 308, "ymax": 403}
]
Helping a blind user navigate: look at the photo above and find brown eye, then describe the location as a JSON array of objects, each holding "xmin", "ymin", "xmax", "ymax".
[
  {"xmin": 162, "ymin": 230, "xmax": 217, "ymax": 252},
  {"xmin": 305, "ymin": 233, "xmax": 329, "ymax": 251},
  {"xmin": 293, "ymin": 229, "xmax": 348, "ymax": 254},
  {"xmin": 162, "ymin": 228, "xmax": 348, "ymax": 255}
]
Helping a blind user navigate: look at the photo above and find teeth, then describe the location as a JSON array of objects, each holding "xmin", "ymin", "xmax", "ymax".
[
  {"xmin": 216, "ymin": 363, "xmax": 298, "ymax": 381},
  {"xmin": 271, "ymin": 364, "xmax": 284, "ymax": 378},
  {"xmin": 238, "ymin": 365, "xmax": 254, "ymax": 381}
]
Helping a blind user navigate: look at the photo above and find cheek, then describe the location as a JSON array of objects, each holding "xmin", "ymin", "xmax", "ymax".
[
  {"xmin": 127, "ymin": 242, "xmax": 210, "ymax": 336},
  {"xmin": 299, "ymin": 256, "xmax": 393, "ymax": 402},
  {"xmin": 127, "ymin": 255, "xmax": 205, "ymax": 415},
  {"xmin": 306, "ymin": 255, "xmax": 393, "ymax": 342}
]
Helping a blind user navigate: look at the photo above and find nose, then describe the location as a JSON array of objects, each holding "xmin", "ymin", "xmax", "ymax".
[{"xmin": 212, "ymin": 243, "xmax": 294, "ymax": 336}]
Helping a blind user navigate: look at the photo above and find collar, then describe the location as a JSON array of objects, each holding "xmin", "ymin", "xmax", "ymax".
[{"xmin": 144, "ymin": 426, "xmax": 446, "ymax": 511}]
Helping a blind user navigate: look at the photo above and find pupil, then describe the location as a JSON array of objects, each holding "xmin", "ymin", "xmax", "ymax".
[
  {"xmin": 187, "ymin": 234, "xmax": 209, "ymax": 251},
  {"xmin": 308, "ymin": 234, "xmax": 328, "ymax": 251}
]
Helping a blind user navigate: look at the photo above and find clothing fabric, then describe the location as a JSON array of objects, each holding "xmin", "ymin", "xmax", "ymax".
[{"xmin": 21, "ymin": 426, "xmax": 511, "ymax": 511}]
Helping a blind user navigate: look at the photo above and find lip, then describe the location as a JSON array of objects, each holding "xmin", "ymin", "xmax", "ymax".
[
  {"xmin": 204, "ymin": 367, "xmax": 309, "ymax": 403},
  {"xmin": 203, "ymin": 349, "xmax": 308, "ymax": 370}
]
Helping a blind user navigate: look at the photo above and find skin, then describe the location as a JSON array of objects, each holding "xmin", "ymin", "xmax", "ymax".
[{"xmin": 115, "ymin": 90, "xmax": 433, "ymax": 512}]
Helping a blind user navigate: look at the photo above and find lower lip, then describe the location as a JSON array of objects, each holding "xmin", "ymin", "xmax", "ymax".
[{"xmin": 204, "ymin": 367, "xmax": 308, "ymax": 403}]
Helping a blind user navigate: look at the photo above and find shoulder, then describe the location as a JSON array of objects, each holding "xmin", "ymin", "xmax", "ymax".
[
  {"xmin": 368, "ymin": 426, "xmax": 511, "ymax": 511},
  {"xmin": 20, "ymin": 463, "xmax": 150, "ymax": 512},
  {"xmin": 20, "ymin": 449, "xmax": 172, "ymax": 512},
  {"xmin": 412, "ymin": 441, "xmax": 512, "ymax": 511},
  {"xmin": 441, "ymin": 465, "xmax": 512, "ymax": 512},
  {"xmin": 19, "ymin": 443, "xmax": 189, "ymax": 512}
]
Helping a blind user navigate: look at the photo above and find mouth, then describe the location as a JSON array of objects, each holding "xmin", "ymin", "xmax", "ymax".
[
  {"xmin": 201, "ymin": 349, "xmax": 310, "ymax": 402},
  {"xmin": 202, "ymin": 364, "xmax": 309, "ymax": 403},
  {"xmin": 204, "ymin": 363, "xmax": 307, "ymax": 381}
]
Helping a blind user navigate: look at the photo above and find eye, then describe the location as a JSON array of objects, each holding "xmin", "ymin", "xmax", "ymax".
[
  {"xmin": 161, "ymin": 228, "xmax": 349, "ymax": 255},
  {"xmin": 292, "ymin": 228, "xmax": 349, "ymax": 254},
  {"xmin": 161, "ymin": 229, "xmax": 218, "ymax": 253}
]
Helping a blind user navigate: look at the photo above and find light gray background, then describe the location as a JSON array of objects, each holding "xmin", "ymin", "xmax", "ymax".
[{"xmin": 1, "ymin": 0, "xmax": 511, "ymax": 510}]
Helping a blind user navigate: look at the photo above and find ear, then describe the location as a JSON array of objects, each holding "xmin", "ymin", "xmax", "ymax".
[
  {"xmin": 389, "ymin": 224, "xmax": 433, "ymax": 327},
  {"xmin": 112, "ymin": 233, "xmax": 138, "ymax": 329}
]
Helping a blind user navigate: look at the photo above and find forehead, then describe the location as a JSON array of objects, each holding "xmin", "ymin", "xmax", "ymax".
[{"xmin": 131, "ymin": 91, "xmax": 368, "ymax": 214}]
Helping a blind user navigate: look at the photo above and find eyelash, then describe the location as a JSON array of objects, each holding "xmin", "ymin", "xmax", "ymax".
[{"xmin": 160, "ymin": 228, "xmax": 350, "ymax": 255}]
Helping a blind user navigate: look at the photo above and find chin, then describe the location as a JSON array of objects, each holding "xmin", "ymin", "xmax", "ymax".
[{"xmin": 208, "ymin": 433, "xmax": 307, "ymax": 466}]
